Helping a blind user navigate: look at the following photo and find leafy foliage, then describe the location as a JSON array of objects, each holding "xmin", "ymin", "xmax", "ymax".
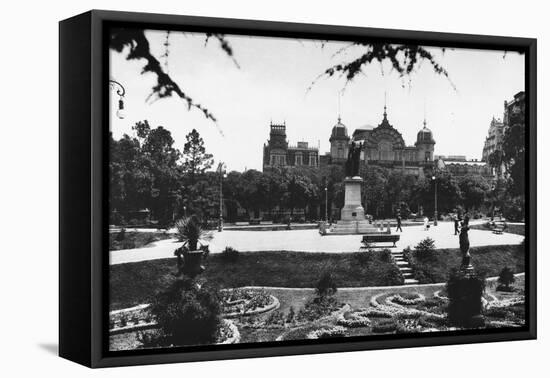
[
  {"xmin": 311, "ymin": 43, "xmax": 453, "ymax": 89},
  {"xmin": 315, "ymin": 270, "xmax": 338, "ymax": 298},
  {"xmin": 414, "ymin": 237, "xmax": 436, "ymax": 262},
  {"xmin": 144, "ymin": 277, "xmax": 222, "ymax": 347},
  {"xmin": 110, "ymin": 28, "xmax": 237, "ymax": 122},
  {"xmin": 497, "ymin": 266, "xmax": 516, "ymax": 291}
]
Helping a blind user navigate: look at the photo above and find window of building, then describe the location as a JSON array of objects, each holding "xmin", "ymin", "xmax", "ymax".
[
  {"xmin": 309, "ymin": 153, "xmax": 317, "ymax": 166},
  {"xmin": 295, "ymin": 153, "xmax": 303, "ymax": 166},
  {"xmin": 271, "ymin": 154, "xmax": 286, "ymax": 166}
]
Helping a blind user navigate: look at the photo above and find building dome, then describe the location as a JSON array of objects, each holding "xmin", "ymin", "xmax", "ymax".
[
  {"xmin": 330, "ymin": 117, "xmax": 349, "ymax": 139},
  {"xmin": 417, "ymin": 123, "xmax": 435, "ymax": 144}
]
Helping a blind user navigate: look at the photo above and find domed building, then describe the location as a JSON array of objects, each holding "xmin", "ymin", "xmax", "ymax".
[
  {"xmin": 348, "ymin": 106, "xmax": 436, "ymax": 177},
  {"xmin": 328, "ymin": 117, "xmax": 350, "ymax": 163}
]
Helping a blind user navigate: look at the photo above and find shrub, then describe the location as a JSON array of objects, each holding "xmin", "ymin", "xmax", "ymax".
[
  {"xmin": 286, "ymin": 307, "xmax": 296, "ymax": 324},
  {"xmin": 297, "ymin": 296, "xmax": 340, "ymax": 322},
  {"xmin": 315, "ymin": 271, "xmax": 338, "ymax": 298},
  {"xmin": 386, "ymin": 266, "xmax": 405, "ymax": 286},
  {"xmin": 145, "ymin": 277, "xmax": 222, "ymax": 347},
  {"xmin": 446, "ymin": 269, "xmax": 486, "ymax": 327},
  {"xmin": 415, "ymin": 237, "xmax": 436, "ymax": 261},
  {"xmin": 497, "ymin": 267, "xmax": 516, "ymax": 291},
  {"xmin": 221, "ymin": 247, "xmax": 239, "ymax": 263},
  {"xmin": 378, "ymin": 249, "xmax": 392, "ymax": 263},
  {"xmin": 115, "ymin": 227, "xmax": 126, "ymax": 242}
]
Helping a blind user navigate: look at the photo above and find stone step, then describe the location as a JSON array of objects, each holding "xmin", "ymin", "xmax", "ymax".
[
  {"xmin": 402, "ymin": 273, "xmax": 414, "ymax": 278},
  {"xmin": 399, "ymin": 267, "xmax": 412, "ymax": 273},
  {"xmin": 404, "ymin": 278, "xmax": 419, "ymax": 285},
  {"xmin": 395, "ymin": 261, "xmax": 408, "ymax": 266}
]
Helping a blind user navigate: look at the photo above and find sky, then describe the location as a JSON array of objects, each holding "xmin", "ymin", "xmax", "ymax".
[{"xmin": 110, "ymin": 30, "xmax": 525, "ymax": 172}]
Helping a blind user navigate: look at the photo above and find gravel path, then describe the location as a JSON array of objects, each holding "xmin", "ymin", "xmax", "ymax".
[{"xmin": 109, "ymin": 221, "xmax": 523, "ymax": 265}]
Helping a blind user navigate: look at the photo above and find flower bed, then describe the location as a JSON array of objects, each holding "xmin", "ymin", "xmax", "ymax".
[
  {"xmin": 109, "ymin": 304, "xmax": 155, "ymax": 334},
  {"xmin": 336, "ymin": 310, "xmax": 371, "ymax": 328},
  {"xmin": 367, "ymin": 292, "xmax": 445, "ymax": 321},
  {"xmin": 386, "ymin": 293, "xmax": 426, "ymax": 307},
  {"xmin": 222, "ymin": 289, "xmax": 280, "ymax": 318}
]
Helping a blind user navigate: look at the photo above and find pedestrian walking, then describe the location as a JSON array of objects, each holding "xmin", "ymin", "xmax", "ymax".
[{"xmin": 396, "ymin": 215, "xmax": 403, "ymax": 232}]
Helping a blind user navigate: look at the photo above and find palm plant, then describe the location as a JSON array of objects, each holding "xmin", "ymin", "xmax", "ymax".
[
  {"xmin": 174, "ymin": 217, "xmax": 212, "ymax": 277},
  {"xmin": 175, "ymin": 216, "xmax": 212, "ymax": 251}
]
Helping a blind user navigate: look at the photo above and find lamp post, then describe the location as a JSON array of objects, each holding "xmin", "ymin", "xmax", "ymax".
[
  {"xmin": 218, "ymin": 162, "xmax": 226, "ymax": 232},
  {"xmin": 432, "ymin": 175, "xmax": 438, "ymax": 226},
  {"xmin": 109, "ymin": 79, "xmax": 126, "ymax": 119},
  {"xmin": 324, "ymin": 187, "xmax": 328, "ymax": 222}
]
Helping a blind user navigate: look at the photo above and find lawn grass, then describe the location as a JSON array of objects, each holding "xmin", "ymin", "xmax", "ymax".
[
  {"xmin": 109, "ymin": 250, "xmax": 402, "ymax": 311},
  {"xmin": 406, "ymin": 244, "xmax": 525, "ymax": 284},
  {"xmin": 109, "ymin": 231, "xmax": 172, "ymax": 251}
]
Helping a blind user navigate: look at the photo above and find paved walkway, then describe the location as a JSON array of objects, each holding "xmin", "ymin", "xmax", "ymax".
[{"xmin": 109, "ymin": 221, "xmax": 524, "ymax": 265}]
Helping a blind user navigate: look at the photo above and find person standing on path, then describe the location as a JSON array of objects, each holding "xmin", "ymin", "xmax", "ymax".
[{"xmin": 396, "ymin": 215, "xmax": 403, "ymax": 232}]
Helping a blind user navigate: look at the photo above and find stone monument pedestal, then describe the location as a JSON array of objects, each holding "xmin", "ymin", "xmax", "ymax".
[
  {"xmin": 328, "ymin": 176, "xmax": 388, "ymax": 235},
  {"xmin": 340, "ymin": 177, "xmax": 365, "ymax": 221}
]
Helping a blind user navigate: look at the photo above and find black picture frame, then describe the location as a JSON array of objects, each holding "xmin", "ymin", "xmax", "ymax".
[{"xmin": 59, "ymin": 9, "xmax": 537, "ymax": 368}]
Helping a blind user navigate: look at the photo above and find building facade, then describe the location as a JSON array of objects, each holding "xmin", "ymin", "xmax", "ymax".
[
  {"xmin": 262, "ymin": 122, "xmax": 319, "ymax": 170},
  {"xmin": 262, "ymin": 104, "xmax": 498, "ymax": 180},
  {"xmin": 323, "ymin": 106, "xmax": 436, "ymax": 177},
  {"xmin": 435, "ymin": 155, "xmax": 493, "ymax": 179},
  {"xmin": 481, "ymin": 117, "xmax": 505, "ymax": 163},
  {"xmin": 480, "ymin": 91, "xmax": 525, "ymax": 177}
]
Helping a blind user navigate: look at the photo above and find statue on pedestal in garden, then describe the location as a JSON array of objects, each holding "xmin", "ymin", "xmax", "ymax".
[
  {"xmin": 459, "ymin": 215, "xmax": 473, "ymax": 272},
  {"xmin": 345, "ymin": 141, "xmax": 362, "ymax": 178}
]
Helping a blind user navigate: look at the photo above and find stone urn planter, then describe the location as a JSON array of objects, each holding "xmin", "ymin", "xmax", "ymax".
[{"xmin": 182, "ymin": 250, "xmax": 205, "ymax": 278}]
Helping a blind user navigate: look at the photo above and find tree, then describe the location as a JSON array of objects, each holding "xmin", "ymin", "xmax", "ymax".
[
  {"xmin": 109, "ymin": 121, "xmax": 183, "ymax": 225},
  {"xmin": 181, "ymin": 129, "xmax": 214, "ymax": 185},
  {"xmin": 284, "ymin": 171, "xmax": 317, "ymax": 221},
  {"xmin": 133, "ymin": 121, "xmax": 182, "ymax": 224},
  {"xmin": 362, "ymin": 166, "xmax": 388, "ymax": 217},
  {"xmin": 488, "ymin": 149, "xmax": 503, "ymax": 172},
  {"xmin": 458, "ymin": 176, "xmax": 490, "ymax": 211},
  {"xmin": 412, "ymin": 172, "xmax": 461, "ymax": 216},
  {"xmin": 502, "ymin": 123, "xmax": 526, "ymax": 196}
]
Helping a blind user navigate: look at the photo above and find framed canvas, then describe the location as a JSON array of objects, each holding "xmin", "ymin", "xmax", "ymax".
[{"xmin": 59, "ymin": 10, "xmax": 537, "ymax": 368}]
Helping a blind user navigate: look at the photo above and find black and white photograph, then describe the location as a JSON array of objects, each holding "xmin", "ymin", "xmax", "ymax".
[{"xmin": 107, "ymin": 25, "xmax": 529, "ymax": 352}]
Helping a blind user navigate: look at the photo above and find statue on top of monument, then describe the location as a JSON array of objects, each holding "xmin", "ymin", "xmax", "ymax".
[{"xmin": 345, "ymin": 141, "xmax": 362, "ymax": 177}]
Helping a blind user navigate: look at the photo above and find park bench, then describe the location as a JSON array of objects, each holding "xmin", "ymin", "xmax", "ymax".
[
  {"xmin": 249, "ymin": 219, "xmax": 261, "ymax": 225},
  {"xmin": 362, "ymin": 234, "xmax": 401, "ymax": 248},
  {"xmin": 490, "ymin": 221, "xmax": 507, "ymax": 235}
]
